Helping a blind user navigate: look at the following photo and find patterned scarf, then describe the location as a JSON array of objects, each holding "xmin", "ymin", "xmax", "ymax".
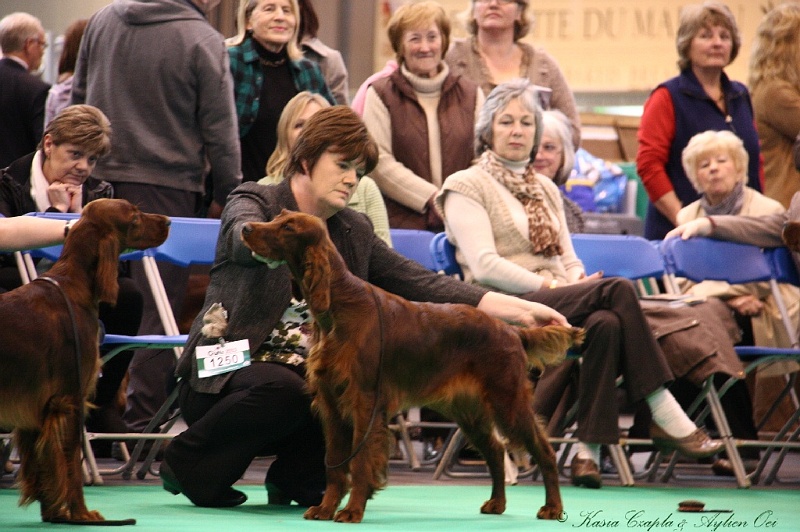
[
  {"xmin": 701, "ymin": 181, "xmax": 745, "ymax": 216},
  {"xmin": 479, "ymin": 150, "xmax": 563, "ymax": 257}
]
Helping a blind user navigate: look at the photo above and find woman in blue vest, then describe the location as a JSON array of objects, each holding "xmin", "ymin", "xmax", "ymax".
[{"xmin": 636, "ymin": 1, "xmax": 762, "ymax": 240}]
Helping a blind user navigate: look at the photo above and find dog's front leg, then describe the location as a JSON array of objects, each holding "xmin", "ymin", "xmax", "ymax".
[
  {"xmin": 304, "ymin": 390, "xmax": 350, "ymax": 521},
  {"xmin": 333, "ymin": 395, "xmax": 387, "ymax": 523}
]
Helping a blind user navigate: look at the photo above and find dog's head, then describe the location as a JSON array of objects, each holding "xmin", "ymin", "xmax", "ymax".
[
  {"xmin": 68, "ymin": 199, "xmax": 171, "ymax": 304},
  {"xmin": 241, "ymin": 209, "xmax": 332, "ymax": 313}
]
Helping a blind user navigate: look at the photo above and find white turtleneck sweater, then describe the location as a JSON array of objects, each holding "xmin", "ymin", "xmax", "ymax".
[{"xmin": 362, "ymin": 63, "xmax": 484, "ymax": 213}]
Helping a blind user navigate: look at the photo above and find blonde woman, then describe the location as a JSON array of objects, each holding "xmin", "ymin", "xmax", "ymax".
[
  {"xmin": 748, "ymin": 2, "xmax": 800, "ymax": 209},
  {"xmin": 258, "ymin": 92, "xmax": 392, "ymax": 245},
  {"xmin": 678, "ymin": 130, "xmax": 800, "ymax": 455},
  {"xmin": 227, "ymin": 0, "xmax": 334, "ymax": 182}
]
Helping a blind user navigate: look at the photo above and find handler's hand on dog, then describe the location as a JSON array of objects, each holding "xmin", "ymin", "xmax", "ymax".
[
  {"xmin": 478, "ymin": 292, "xmax": 569, "ymax": 327},
  {"xmin": 666, "ymin": 218, "xmax": 712, "ymax": 240}
]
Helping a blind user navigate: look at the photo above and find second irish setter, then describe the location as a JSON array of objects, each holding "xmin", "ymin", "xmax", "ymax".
[
  {"xmin": 0, "ymin": 199, "xmax": 169, "ymax": 524},
  {"xmin": 241, "ymin": 210, "xmax": 583, "ymax": 524}
]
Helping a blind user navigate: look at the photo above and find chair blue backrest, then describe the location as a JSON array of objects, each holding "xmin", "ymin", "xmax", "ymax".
[
  {"xmin": 571, "ymin": 234, "xmax": 665, "ymax": 280},
  {"xmin": 146, "ymin": 217, "xmax": 220, "ymax": 266},
  {"xmin": 765, "ymin": 246, "xmax": 800, "ymax": 286},
  {"xmin": 660, "ymin": 237, "xmax": 772, "ymax": 284},
  {"xmin": 390, "ymin": 228, "xmax": 437, "ymax": 271},
  {"xmin": 429, "ymin": 232, "xmax": 462, "ymax": 277}
]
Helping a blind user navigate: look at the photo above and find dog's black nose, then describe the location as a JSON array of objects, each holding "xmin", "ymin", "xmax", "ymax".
[{"xmin": 242, "ymin": 223, "xmax": 253, "ymax": 235}]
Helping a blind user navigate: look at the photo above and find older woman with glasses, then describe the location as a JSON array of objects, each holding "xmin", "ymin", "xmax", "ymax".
[
  {"xmin": 362, "ymin": 1, "xmax": 483, "ymax": 232},
  {"xmin": 445, "ymin": 0, "xmax": 580, "ymax": 148},
  {"xmin": 436, "ymin": 79, "xmax": 722, "ymax": 488}
]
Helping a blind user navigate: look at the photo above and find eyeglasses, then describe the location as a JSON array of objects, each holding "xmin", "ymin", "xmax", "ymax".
[
  {"xmin": 475, "ymin": 0, "xmax": 521, "ymax": 5},
  {"xmin": 29, "ymin": 37, "xmax": 48, "ymax": 49},
  {"xmin": 539, "ymin": 143, "xmax": 563, "ymax": 154}
]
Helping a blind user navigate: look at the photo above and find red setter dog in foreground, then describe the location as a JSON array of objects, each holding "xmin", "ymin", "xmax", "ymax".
[
  {"xmin": 241, "ymin": 210, "xmax": 583, "ymax": 524},
  {"xmin": 0, "ymin": 199, "xmax": 169, "ymax": 524}
]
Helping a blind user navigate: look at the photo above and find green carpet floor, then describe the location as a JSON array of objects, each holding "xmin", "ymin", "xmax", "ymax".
[{"xmin": 2, "ymin": 484, "xmax": 798, "ymax": 531}]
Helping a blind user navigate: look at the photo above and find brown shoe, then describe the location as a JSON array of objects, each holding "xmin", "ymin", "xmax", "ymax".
[
  {"xmin": 570, "ymin": 455, "xmax": 602, "ymax": 489},
  {"xmin": 711, "ymin": 458, "xmax": 759, "ymax": 477},
  {"xmin": 650, "ymin": 423, "xmax": 723, "ymax": 459}
]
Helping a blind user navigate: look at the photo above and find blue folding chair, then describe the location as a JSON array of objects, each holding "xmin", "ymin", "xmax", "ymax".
[
  {"xmin": 390, "ymin": 228, "xmax": 437, "ymax": 271},
  {"xmin": 661, "ymin": 237, "xmax": 800, "ymax": 487},
  {"xmin": 571, "ymin": 233, "xmax": 674, "ymax": 295},
  {"xmin": 115, "ymin": 217, "xmax": 221, "ymax": 479},
  {"xmin": 15, "ymin": 212, "xmax": 184, "ymax": 484},
  {"xmin": 427, "ymin": 233, "xmax": 636, "ymax": 485},
  {"xmin": 429, "ymin": 232, "xmax": 462, "ymax": 277}
]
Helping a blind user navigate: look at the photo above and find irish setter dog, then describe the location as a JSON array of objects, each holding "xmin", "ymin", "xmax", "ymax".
[
  {"xmin": 241, "ymin": 210, "xmax": 583, "ymax": 524},
  {"xmin": 0, "ymin": 199, "xmax": 169, "ymax": 524}
]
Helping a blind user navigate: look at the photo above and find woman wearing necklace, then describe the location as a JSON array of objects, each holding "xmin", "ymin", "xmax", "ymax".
[
  {"xmin": 444, "ymin": 0, "xmax": 580, "ymax": 149},
  {"xmin": 636, "ymin": 1, "xmax": 762, "ymax": 240},
  {"xmin": 227, "ymin": 0, "xmax": 335, "ymax": 182}
]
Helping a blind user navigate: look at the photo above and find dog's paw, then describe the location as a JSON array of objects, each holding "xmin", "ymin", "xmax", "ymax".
[
  {"xmin": 480, "ymin": 498, "xmax": 506, "ymax": 515},
  {"xmin": 303, "ymin": 505, "xmax": 335, "ymax": 521},
  {"xmin": 782, "ymin": 222, "xmax": 800, "ymax": 252},
  {"xmin": 334, "ymin": 507, "xmax": 365, "ymax": 523},
  {"xmin": 537, "ymin": 504, "xmax": 564, "ymax": 520}
]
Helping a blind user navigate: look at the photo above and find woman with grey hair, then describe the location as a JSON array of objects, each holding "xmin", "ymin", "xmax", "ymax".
[
  {"xmin": 636, "ymin": 1, "xmax": 762, "ymax": 240},
  {"xmin": 533, "ymin": 109, "xmax": 583, "ymax": 233},
  {"xmin": 444, "ymin": 0, "xmax": 580, "ymax": 148},
  {"xmin": 435, "ymin": 78, "xmax": 722, "ymax": 489}
]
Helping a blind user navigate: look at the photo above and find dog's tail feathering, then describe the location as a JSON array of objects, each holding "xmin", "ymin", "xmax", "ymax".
[{"xmin": 518, "ymin": 326, "xmax": 584, "ymax": 375}]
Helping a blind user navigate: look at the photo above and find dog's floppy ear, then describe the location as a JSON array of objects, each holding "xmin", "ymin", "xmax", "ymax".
[
  {"xmin": 302, "ymin": 243, "xmax": 331, "ymax": 313},
  {"xmin": 96, "ymin": 233, "xmax": 120, "ymax": 305}
]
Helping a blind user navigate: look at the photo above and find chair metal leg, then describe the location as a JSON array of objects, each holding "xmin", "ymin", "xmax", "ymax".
[
  {"xmin": 704, "ymin": 380, "xmax": 751, "ymax": 488},
  {"xmin": 388, "ymin": 410, "xmax": 422, "ymax": 470},
  {"xmin": 82, "ymin": 429, "xmax": 103, "ymax": 485},
  {"xmin": 607, "ymin": 444, "xmax": 634, "ymax": 486},
  {"xmin": 432, "ymin": 428, "xmax": 465, "ymax": 480}
]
